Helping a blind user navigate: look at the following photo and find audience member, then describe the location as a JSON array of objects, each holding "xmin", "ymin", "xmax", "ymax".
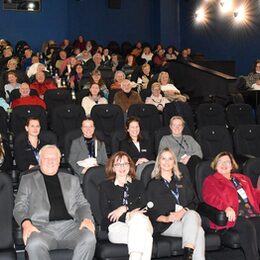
[
  {"xmin": 100, "ymin": 151, "xmax": 153, "ymax": 260},
  {"xmin": 81, "ymin": 83, "xmax": 107, "ymax": 116},
  {"xmin": 13, "ymin": 145, "xmax": 96, "ymax": 260},
  {"xmin": 30, "ymin": 71, "xmax": 57, "ymax": 98},
  {"xmin": 146, "ymin": 147, "xmax": 205, "ymax": 260},
  {"xmin": 136, "ymin": 63, "xmax": 153, "ymax": 90},
  {"xmin": 121, "ymin": 54, "xmax": 136, "ymax": 79},
  {"xmin": 68, "ymin": 118, "xmax": 107, "ymax": 183},
  {"xmin": 119, "ymin": 117, "xmax": 154, "ymax": 178},
  {"xmin": 159, "ymin": 116, "xmax": 202, "ymax": 184},
  {"xmin": 11, "ymin": 82, "xmax": 46, "ymax": 110},
  {"xmin": 203, "ymin": 152, "xmax": 260, "ymax": 260},
  {"xmin": 21, "ymin": 48, "xmax": 33, "ymax": 71},
  {"xmin": 68, "ymin": 64, "xmax": 85, "ymax": 91},
  {"xmin": 110, "ymin": 70, "xmax": 126, "ymax": 90},
  {"xmin": 165, "ymin": 46, "xmax": 178, "ymax": 61},
  {"xmin": 158, "ymin": 71, "xmax": 187, "ymax": 102},
  {"xmin": 101, "ymin": 48, "xmax": 111, "ymax": 66},
  {"xmin": 14, "ymin": 117, "xmax": 56, "ymax": 172},
  {"xmin": 73, "ymin": 35, "xmax": 87, "ymax": 52},
  {"xmin": 131, "ymin": 41, "xmax": 143, "ymax": 58},
  {"xmin": 145, "ymin": 82, "xmax": 170, "ymax": 111},
  {"xmin": 141, "ymin": 46, "xmax": 153, "ymax": 63},
  {"xmin": 4, "ymin": 71, "xmax": 21, "ymax": 101},
  {"xmin": 84, "ymin": 69, "xmax": 109, "ymax": 99},
  {"xmin": 177, "ymin": 48, "xmax": 192, "ymax": 63},
  {"xmin": 55, "ymin": 50, "xmax": 67, "ymax": 75},
  {"xmin": 152, "ymin": 49, "xmax": 167, "ymax": 70},
  {"xmin": 113, "ymin": 79, "xmax": 143, "ymax": 113},
  {"xmin": 245, "ymin": 60, "xmax": 260, "ymax": 89}
]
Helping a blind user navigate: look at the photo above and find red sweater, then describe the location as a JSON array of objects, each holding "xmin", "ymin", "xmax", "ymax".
[
  {"xmin": 30, "ymin": 80, "xmax": 57, "ymax": 96},
  {"xmin": 202, "ymin": 172, "xmax": 260, "ymax": 230},
  {"xmin": 11, "ymin": 96, "xmax": 46, "ymax": 110}
]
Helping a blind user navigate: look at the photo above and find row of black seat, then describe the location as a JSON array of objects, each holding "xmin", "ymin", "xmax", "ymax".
[{"xmin": 4, "ymin": 155, "xmax": 260, "ymax": 259}]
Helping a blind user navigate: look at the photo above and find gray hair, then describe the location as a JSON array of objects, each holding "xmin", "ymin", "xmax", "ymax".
[{"xmin": 39, "ymin": 145, "xmax": 61, "ymax": 159}]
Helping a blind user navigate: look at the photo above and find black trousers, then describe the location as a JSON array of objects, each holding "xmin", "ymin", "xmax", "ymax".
[{"xmin": 232, "ymin": 216, "xmax": 260, "ymax": 260}]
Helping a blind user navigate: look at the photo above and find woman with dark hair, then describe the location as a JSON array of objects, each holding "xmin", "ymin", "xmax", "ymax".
[
  {"xmin": 81, "ymin": 83, "xmax": 107, "ymax": 116},
  {"xmin": 68, "ymin": 63, "xmax": 85, "ymax": 91},
  {"xmin": 203, "ymin": 151, "xmax": 260, "ymax": 260},
  {"xmin": 119, "ymin": 116, "xmax": 154, "ymax": 178},
  {"xmin": 14, "ymin": 117, "xmax": 56, "ymax": 172},
  {"xmin": 245, "ymin": 60, "xmax": 260, "ymax": 89},
  {"xmin": 84, "ymin": 69, "xmax": 109, "ymax": 99},
  {"xmin": 146, "ymin": 147, "xmax": 205, "ymax": 260},
  {"xmin": 100, "ymin": 151, "xmax": 153, "ymax": 260},
  {"xmin": 121, "ymin": 54, "xmax": 137, "ymax": 79}
]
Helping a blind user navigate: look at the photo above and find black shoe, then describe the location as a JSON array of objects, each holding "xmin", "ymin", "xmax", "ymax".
[{"xmin": 183, "ymin": 247, "xmax": 194, "ymax": 260}]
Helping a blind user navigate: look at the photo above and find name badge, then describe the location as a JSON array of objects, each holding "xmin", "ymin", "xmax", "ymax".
[
  {"xmin": 141, "ymin": 149, "xmax": 147, "ymax": 152},
  {"xmin": 237, "ymin": 188, "xmax": 248, "ymax": 201}
]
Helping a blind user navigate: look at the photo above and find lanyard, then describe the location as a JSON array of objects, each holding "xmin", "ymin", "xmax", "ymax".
[
  {"xmin": 231, "ymin": 177, "xmax": 248, "ymax": 203},
  {"xmin": 122, "ymin": 183, "xmax": 129, "ymax": 206},
  {"xmin": 163, "ymin": 178, "xmax": 180, "ymax": 204}
]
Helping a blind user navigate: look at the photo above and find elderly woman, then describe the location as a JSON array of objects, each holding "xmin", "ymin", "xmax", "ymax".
[
  {"xmin": 145, "ymin": 82, "xmax": 170, "ymax": 111},
  {"xmin": 110, "ymin": 70, "xmax": 126, "ymax": 90},
  {"xmin": 203, "ymin": 152, "xmax": 260, "ymax": 260},
  {"xmin": 146, "ymin": 147, "xmax": 205, "ymax": 260},
  {"xmin": 245, "ymin": 60, "xmax": 260, "ymax": 89},
  {"xmin": 159, "ymin": 116, "xmax": 202, "ymax": 184},
  {"xmin": 81, "ymin": 83, "xmax": 107, "ymax": 116},
  {"xmin": 100, "ymin": 151, "xmax": 153, "ymax": 260},
  {"xmin": 158, "ymin": 71, "xmax": 187, "ymax": 102}
]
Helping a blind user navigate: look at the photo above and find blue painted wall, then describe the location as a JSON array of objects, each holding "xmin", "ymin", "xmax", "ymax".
[
  {"xmin": 0, "ymin": 0, "xmax": 180, "ymax": 52},
  {"xmin": 179, "ymin": 0, "xmax": 260, "ymax": 75},
  {"xmin": 0, "ymin": 0, "xmax": 69, "ymax": 51}
]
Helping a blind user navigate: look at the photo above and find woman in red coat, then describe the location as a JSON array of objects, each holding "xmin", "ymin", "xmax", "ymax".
[{"xmin": 203, "ymin": 151, "xmax": 260, "ymax": 260}]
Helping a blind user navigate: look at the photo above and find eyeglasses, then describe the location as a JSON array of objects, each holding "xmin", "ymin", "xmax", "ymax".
[
  {"xmin": 114, "ymin": 163, "xmax": 130, "ymax": 168},
  {"xmin": 217, "ymin": 160, "xmax": 231, "ymax": 165}
]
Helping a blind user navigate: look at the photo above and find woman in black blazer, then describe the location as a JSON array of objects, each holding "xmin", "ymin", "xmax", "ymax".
[
  {"xmin": 100, "ymin": 151, "xmax": 153, "ymax": 260},
  {"xmin": 146, "ymin": 147, "xmax": 205, "ymax": 260},
  {"xmin": 119, "ymin": 116, "xmax": 154, "ymax": 178}
]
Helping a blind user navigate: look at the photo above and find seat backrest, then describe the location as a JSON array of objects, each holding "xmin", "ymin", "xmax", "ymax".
[
  {"xmin": 82, "ymin": 166, "xmax": 106, "ymax": 225},
  {"xmin": 233, "ymin": 124, "xmax": 260, "ymax": 158},
  {"xmin": 243, "ymin": 158, "xmax": 260, "ymax": 188},
  {"xmin": 44, "ymin": 89, "xmax": 73, "ymax": 113},
  {"xmin": 195, "ymin": 161, "xmax": 215, "ymax": 202},
  {"xmin": 141, "ymin": 162, "xmax": 189, "ymax": 188},
  {"xmin": 75, "ymin": 89, "xmax": 90, "ymax": 105},
  {"xmin": 226, "ymin": 103, "xmax": 255, "ymax": 128},
  {"xmin": 196, "ymin": 103, "xmax": 226, "ymax": 128},
  {"xmin": 91, "ymin": 104, "xmax": 124, "ymax": 154},
  {"xmin": 127, "ymin": 104, "xmax": 162, "ymax": 135},
  {"xmin": 0, "ymin": 172, "xmax": 14, "ymax": 250},
  {"xmin": 163, "ymin": 101, "xmax": 195, "ymax": 135},
  {"xmin": 10, "ymin": 105, "xmax": 47, "ymax": 136},
  {"xmin": 195, "ymin": 125, "xmax": 233, "ymax": 160},
  {"xmin": 110, "ymin": 129, "xmax": 127, "ymax": 154},
  {"xmin": 51, "ymin": 104, "xmax": 85, "ymax": 142}
]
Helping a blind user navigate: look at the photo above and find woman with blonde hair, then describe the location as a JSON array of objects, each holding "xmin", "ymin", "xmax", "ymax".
[
  {"xmin": 146, "ymin": 147, "xmax": 205, "ymax": 260},
  {"xmin": 158, "ymin": 71, "xmax": 187, "ymax": 102}
]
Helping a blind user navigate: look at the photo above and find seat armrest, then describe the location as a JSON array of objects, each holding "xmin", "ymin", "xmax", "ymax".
[{"xmin": 197, "ymin": 202, "xmax": 228, "ymax": 226}]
